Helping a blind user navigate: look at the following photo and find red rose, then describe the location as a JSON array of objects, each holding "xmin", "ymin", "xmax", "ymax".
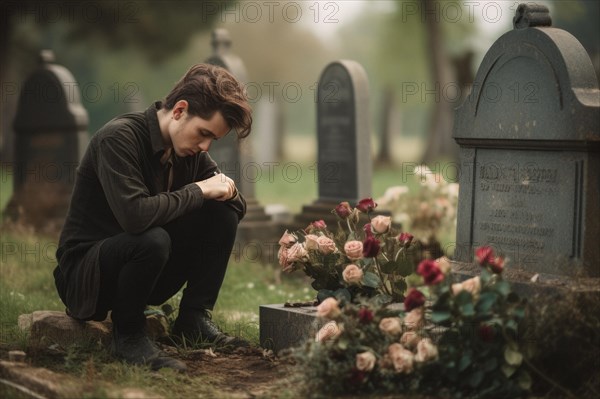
[
  {"xmin": 416, "ymin": 259, "xmax": 444, "ymax": 285},
  {"xmin": 489, "ymin": 257, "xmax": 505, "ymax": 274},
  {"xmin": 358, "ymin": 307, "xmax": 374, "ymax": 323},
  {"xmin": 356, "ymin": 198, "xmax": 377, "ymax": 213},
  {"xmin": 475, "ymin": 246, "xmax": 494, "ymax": 266},
  {"xmin": 363, "ymin": 223, "xmax": 374, "ymax": 238},
  {"xmin": 404, "ymin": 288, "xmax": 425, "ymax": 312},
  {"xmin": 311, "ymin": 220, "xmax": 327, "ymax": 230},
  {"xmin": 362, "ymin": 236, "xmax": 380, "ymax": 258},
  {"xmin": 478, "ymin": 324, "xmax": 495, "ymax": 343},
  {"xmin": 397, "ymin": 232, "xmax": 414, "ymax": 247},
  {"xmin": 334, "ymin": 202, "xmax": 353, "ymax": 219}
]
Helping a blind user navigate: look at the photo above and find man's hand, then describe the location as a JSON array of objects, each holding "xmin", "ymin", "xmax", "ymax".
[{"xmin": 196, "ymin": 173, "xmax": 236, "ymax": 201}]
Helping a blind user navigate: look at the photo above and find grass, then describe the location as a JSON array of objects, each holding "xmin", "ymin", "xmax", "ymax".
[{"xmin": 0, "ymin": 140, "xmax": 463, "ymax": 397}]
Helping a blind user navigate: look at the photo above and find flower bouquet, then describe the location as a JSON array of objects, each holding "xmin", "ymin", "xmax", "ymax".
[
  {"xmin": 292, "ymin": 246, "xmax": 531, "ymax": 398},
  {"xmin": 277, "ymin": 198, "xmax": 427, "ymax": 304}
]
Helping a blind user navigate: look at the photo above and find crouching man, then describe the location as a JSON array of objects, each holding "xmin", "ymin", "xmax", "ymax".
[{"xmin": 54, "ymin": 64, "xmax": 252, "ymax": 371}]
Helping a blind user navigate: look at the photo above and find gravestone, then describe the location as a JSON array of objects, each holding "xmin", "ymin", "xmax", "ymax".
[
  {"xmin": 204, "ymin": 29, "xmax": 275, "ymax": 263},
  {"xmin": 259, "ymin": 305, "xmax": 325, "ymax": 354},
  {"xmin": 292, "ymin": 60, "xmax": 374, "ymax": 228},
  {"xmin": 4, "ymin": 50, "xmax": 89, "ymax": 231},
  {"xmin": 452, "ymin": 4, "xmax": 599, "ymax": 284}
]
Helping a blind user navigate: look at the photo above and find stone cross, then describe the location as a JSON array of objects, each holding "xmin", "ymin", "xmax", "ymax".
[{"xmin": 453, "ymin": 4, "xmax": 599, "ymax": 278}]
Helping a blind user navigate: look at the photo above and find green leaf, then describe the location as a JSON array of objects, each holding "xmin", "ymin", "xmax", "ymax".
[
  {"xmin": 505, "ymin": 319, "xmax": 518, "ymax": 335},
  {"xmin": 316, "ymin": 289, "xmax": 335, "ymax": 302},
  {"xmin": 461, "ymin": 301, "xmax": 475, "ymax": 317},
  {"xmin": 458, "ymin": 354, "xmax": 471, "ymax": 371},
  {"xmin": 493, "ymin": 280, "xmax": 511, "ymax": 297},
  {"xmin": 333, "ymin": 288, "xmax": 352, "ymax": 304},
  {"xmin": 381, "ymin": 260, "xmax": 400, "ymax": 273},
  {"xmin": 362, "ymin": 272, "xmax": 381, "ymax": 288},
  {"xmin": 405, "ymin": 273, "xmax": 424, "ymax": 288},
  {"xmin": 455, "ymin": 290, "xmax": 473, "ymax": 306},
  {"xmin": 397, "ymin": 258, "xmax": 414, "ymax": 277},
  {"xmin": 504, "ymin": 347, "xmax": 523, "ymax": 366},
  {"xmin": 469, "ymin": 370, "xmax": 484, "ymax": 388},
  {"xmin": 392, "ymin": 279, "xmax": 407, "ymax": 295},
  {"xmin": 518, "ymin": 370, "xmax": 532, "ymax": 390},
  {"xmin": 431, "ymin": 310, "xmax": 452, "ymax": 323},
  {"xmin": 480, "ymin": 267, "xmax": 492, "ymax": 284},
  {"xmin": 502, "ymin": 364, "xmax": 517, "ymax": 378},
  {"xmin": 476, "ymin": 292, "xmax": 498, "ymax": 314}
]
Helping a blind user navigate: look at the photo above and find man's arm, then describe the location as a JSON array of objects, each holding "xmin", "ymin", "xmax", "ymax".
[
  {"xmin": 96, "ymin": 135, "xmax": 205, "ymax": 233},
  {"xmin": 193, "ymin": 153, "xmax": 247, "ymax": 221}
]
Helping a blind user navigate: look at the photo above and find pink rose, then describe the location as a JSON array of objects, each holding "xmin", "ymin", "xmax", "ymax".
[
  {"xmin": 417, "ymin": 259, "xmax": 445, "ymax": 285},
  {"xmin": 355, "ymin": 351, "xmax": 376, "ymax": 372},
  {"xmin": 278, "ymin": 230, "xmax": 297, "ymax": 248},
  {"xmin": 388, "ymin": 343, "xmax": 414, "ymax": 373},
  {"xmin": 404, "ymin": 307, "xmax": 424, "ymax": 331},
  {"xmin": 378, "ymin": 317, "xmax": 403, "ymax": 335},
  {"xmin": 304, "ymin": 234, "xmax": 319, "ymax": 251},
  {"xmin": 287, "ymin": 242, "xmax": 307, "ymax": 263},
  {"xmin": 415, "ymin": 338, "xmax": 438, "ymax": 362},
  {"xmin": 435, "ymin": 256, "xmax": 451, "ymax": 274},
  {"xmin": 356, "ymin": 198, "xmax": 377, "ymax": 213},
  {"xmin": 362, "ymin": 236, "xmax": 380, "ymax": 258},
  {"xmin": 278, "ymin": 246, "xmax": 292, "ymax": 272},
  {"xmin": 315, "ymin": 321, "xmax": 341, "ymax": 342},
  {"xmin": 334, "ymin": 202, "xmax": 352, "ymax": 219},
  {"xmin": 404, "ymin": 288, "xmax": 426, "ymax": 312},
  {"xmin": 397, "ymin": 232, "xmax": 414, "ymax": 247},
  {"xmin": 317, "ymin": 236, "xmax": 337, "ymax": 255},
  {"xmin": 371, "ymin": 215, "xmax": 391, "ymax": 233},
  {"xmin": 344, "ymin": 240, "xmax": 363, "ymax": 260},
  {"xmin": 342, "ymin": 264, "xmax": 363, "ymax": 285},
  {"xmin": 400, "ymin": 331, "xmax": 420, "ymax": 349},
  {"xmin": 316, "ymin": 297, "xmax": 341, "ymax": 319},
  {"xmin": 452, "ymin": 276, "xmax": 481, "ymax": 296}
]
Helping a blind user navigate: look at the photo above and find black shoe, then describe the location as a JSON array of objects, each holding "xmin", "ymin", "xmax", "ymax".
[
  {"xmin": 112, "ymin": 328, "xmax": 187, "ymax": 372},
  {"xmin": 172, "ymin": 309, "xmax": 250, "ymax": 348}
]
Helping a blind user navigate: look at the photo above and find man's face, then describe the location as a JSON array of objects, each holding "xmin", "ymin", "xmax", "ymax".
[{"xmin": 170, "ymin": 111, "xmax": 230, "ymax": 157}]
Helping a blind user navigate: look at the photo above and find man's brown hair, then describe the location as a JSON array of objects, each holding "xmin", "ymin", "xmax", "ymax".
[{"xmin": 163, "ymin": 64, "xmax": 252, "ymax": 138}]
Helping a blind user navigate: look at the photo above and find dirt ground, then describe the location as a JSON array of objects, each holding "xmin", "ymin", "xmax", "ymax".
[
  {"xmin": 171, "ymin": 345, "xmax": 290, "ymax": 398},
  {"xmin": 0, "ymin": 344, "xmax": 294, "ymax": 399}
]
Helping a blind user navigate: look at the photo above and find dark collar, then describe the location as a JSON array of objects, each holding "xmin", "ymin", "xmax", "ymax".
[{"xmin": 145, "ymin": 101, "xmax": 166, "ymax": 156}]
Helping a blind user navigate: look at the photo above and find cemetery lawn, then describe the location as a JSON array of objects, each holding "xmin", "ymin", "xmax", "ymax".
[{"xmin": 0, "ymin": 162, "xmax": 446, "ymax": 397}]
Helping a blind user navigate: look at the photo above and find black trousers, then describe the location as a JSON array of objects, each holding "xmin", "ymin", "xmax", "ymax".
[{"xmin": 95, "ymin": 200, "xmax": 238, "ymax": 333}]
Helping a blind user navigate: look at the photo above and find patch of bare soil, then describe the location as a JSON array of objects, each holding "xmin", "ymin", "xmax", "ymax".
[{"xmin": 171, "ymin": 346, "xmax": 289, "ymax": 398}]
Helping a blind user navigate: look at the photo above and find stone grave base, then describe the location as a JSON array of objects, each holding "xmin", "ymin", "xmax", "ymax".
[
  {"xmin": 259, "ymin": 304, "xmax": 326, "ymax": 354},
  {"xmin": 450, "ymin": 260, "xmax": 600, "ymax": 297}
]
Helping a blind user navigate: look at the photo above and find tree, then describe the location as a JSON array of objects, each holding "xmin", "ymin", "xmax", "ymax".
[{"xmin": 0, "ymin": 0, "xmax": 233, "ymax": 161}]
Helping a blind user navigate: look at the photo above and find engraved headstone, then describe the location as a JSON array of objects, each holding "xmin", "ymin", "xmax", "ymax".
[
  {"xmin": 453, "ymin": 5, "xmax": 599, "ymax": 280},
  {"xmin": 293, "ymin": 60, "xmax": 373, "ymax": 228},
  {"xmin": 4, "ymin": 50, "xmax": 89, "ymax": 230}
]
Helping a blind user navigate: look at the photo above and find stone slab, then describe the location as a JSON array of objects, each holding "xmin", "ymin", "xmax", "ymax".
[{"xmin": 259, "ymin": 304, "xmax": 325, "ymax": 354}]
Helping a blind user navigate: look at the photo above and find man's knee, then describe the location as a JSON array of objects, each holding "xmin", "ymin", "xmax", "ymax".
[{"xmin": 137, "ymin": 227, "xmax": 171, "ymax": 264}]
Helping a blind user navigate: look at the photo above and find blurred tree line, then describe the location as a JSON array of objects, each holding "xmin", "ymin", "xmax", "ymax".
[{"xmin": 1, "ymin": 0, "xmax": 598, "ymax": 166}]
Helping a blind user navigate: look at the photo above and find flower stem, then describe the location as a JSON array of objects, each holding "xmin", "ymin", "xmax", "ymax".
[
  {"xmin": 346, "ymin": 218, "xmax": 353, "ymax": 234},
  {"xmin": 374, "ymin": 258, "xmax": 392, "ymax": 296}
]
